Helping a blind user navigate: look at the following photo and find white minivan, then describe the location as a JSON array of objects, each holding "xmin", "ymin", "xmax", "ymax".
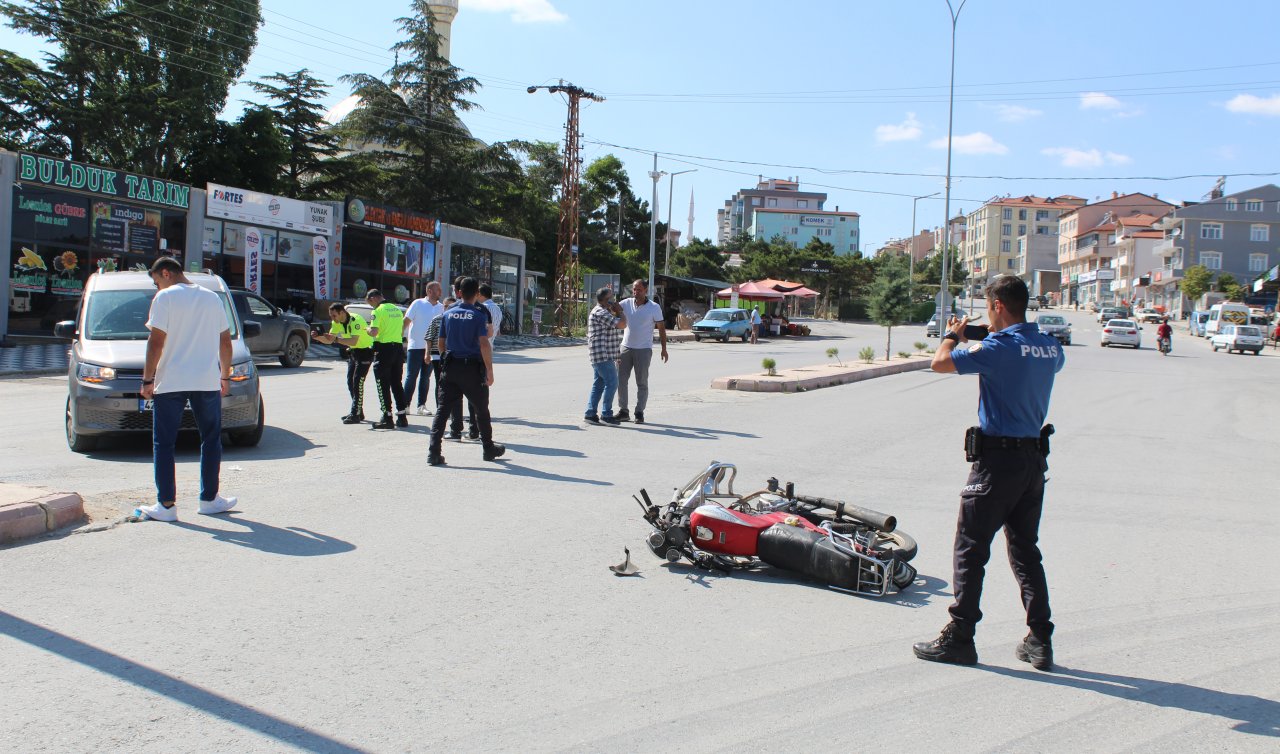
[{"xmin": 1204, "ymin": 303, "xmax": 1250, "ymax": 338}]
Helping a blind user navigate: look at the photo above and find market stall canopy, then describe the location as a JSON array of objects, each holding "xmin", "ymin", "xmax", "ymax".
[
  {"xmin": 783, "ymin": 286, "xmax": 820, "ymax": 298},
  {"xmin": 755, "ymin": 278, "xmax": 807, "ymax": 293},
  {"xmin": 716, "ymin": 281, "xmax": 784, "ymax": 300}
]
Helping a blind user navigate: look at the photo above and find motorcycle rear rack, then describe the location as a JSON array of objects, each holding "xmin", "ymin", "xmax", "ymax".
[{"xmin": 819, "ymin": 522, "xmax": 898, "ymax": 597}]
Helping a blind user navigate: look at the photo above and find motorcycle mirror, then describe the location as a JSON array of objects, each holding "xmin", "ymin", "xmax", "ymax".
[
  {"xmin": 609, "ymin": 547, "xmax": 641, "ymax": 577},
  {"xmin": 766, "ymin": 477, "xmax": 779, "ymax": 492}
]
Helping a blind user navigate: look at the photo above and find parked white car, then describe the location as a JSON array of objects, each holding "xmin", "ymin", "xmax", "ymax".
[
  {"xmin": 1100, "ymin": 319, "xmax": 1141, "ymax": 348},
  {"xmin": 1211, "ymin": 324, "xmax": 1265, "ymax": 355}
]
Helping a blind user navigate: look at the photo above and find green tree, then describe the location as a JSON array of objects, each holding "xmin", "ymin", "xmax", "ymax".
[
  {"xmin": 1181, "ymin": 264, "xmax": 1212, "ymax": 305},
  {"xmin": 913, "ymin": 247, "xmax": 968, "ymax": 301},
  {"xmin": 250, "ymin": 69, "xmax": 340, "ymax": 196},
  {"xmin": 1215, "ymin": 272, "xmax": 1242, "ymax": 301},
  {"xmin": 1, "ymin": 0, "xmax": 261, "ymax": 177},
  {"xmin": 667, "ymin": 237, "xmax": 727, "ymax": 280},
  {"xmin": 868, "ymin": 255, "xmax": 914, "ymax": 360},
  {"xmin": 186, "ymin": 107, "xmax": 288, "ymax": 193}
]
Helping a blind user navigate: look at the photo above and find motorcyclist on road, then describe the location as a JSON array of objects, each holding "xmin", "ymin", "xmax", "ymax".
[{"xmin": 1157, "ymin": 321, "xmax": 1173, "ymax": 352}]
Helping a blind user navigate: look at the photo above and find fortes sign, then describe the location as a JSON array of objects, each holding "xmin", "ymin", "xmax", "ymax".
[
  {"xmin": 19, "ymin": 152, "xmax": 191, "ymax": 209},
  {"xmin": 206, "ymin": 183, "xmax": 332, "ymax": 236}
]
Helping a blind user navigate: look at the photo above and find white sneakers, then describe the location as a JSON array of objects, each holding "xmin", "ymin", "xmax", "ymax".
[
  {"xmin": 415, "ymin": 405, "xmax": 432, "ymax": 416},
  {"xmin": 134, "ymin": 494, "xmax": 237, "ymax": 522},
  {"xmin": 197, "ymin": 494, "xmax": 238, "ymax": 515}
]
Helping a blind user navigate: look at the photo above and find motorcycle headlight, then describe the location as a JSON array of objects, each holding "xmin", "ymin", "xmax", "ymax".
[
  {"xmin": 228, "ymin": 361, "xmax": 254, "ymax": 382},
  {"xmin": 77, "ymin": 363, "xmax": 117, "ymax": 383}
]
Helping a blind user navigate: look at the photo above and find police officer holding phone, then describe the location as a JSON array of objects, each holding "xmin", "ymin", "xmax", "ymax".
[
  {"xmin": 914, "ymin": 276, "xmax": 1064, "ymax": 671},
  {"xmin": 314, "ymin": 303, "xmax": 374, "ymax": 424},
  {"xmin": 427, "ymin": 276, "xmax": 504, "ymax": 466}
]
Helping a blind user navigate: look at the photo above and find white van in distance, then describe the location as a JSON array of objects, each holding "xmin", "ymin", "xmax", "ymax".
[{"xmin": 1204, "ymin": 303, "xmax": 1250, "ymax": 338}]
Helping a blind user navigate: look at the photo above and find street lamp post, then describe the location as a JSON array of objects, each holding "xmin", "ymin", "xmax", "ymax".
[
  {"xmin": 939, "ymin": 0, "xmax": 967, "ymax": 322},
  {"xmin": 664, "ymin": 169, "xmax": 697, "ymax": 276},
  {"xmin": 910, "ymin": 191, "xmax": 940, "ymax": 301},
  {"xmin": 647, "ymin": 153, "xmax": 666, "ymax": 294}
]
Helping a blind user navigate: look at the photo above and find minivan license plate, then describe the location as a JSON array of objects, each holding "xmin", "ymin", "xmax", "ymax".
[{"xmin": 138, "ymin": 399, "xmax": 153, "ymax": 412}]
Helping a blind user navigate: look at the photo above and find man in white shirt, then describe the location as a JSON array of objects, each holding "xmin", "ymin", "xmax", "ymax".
[
  {"xmin": 478, "ymin": 283, "xmax": 503, "ymax": 344},
  {"xmin": 134, "ymin": 257, "xmax": 237, "ymax": 522},
  {"xmin": 615, "ymin": 279, "xmax": 668, "ymax": 424},
  {"xmin": 403, "ymin": 281, "xmax": 444, "ymax": 415}
]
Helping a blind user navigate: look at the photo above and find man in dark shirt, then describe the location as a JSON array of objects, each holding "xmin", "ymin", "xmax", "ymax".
[{"xmin": 428, "ymin": 277, "xmax": 504, "ymax": 466}]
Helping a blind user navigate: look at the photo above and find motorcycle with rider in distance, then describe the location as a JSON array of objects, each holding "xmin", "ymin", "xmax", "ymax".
[{"xmin": 634, "ymin": 461, "xmax": 918, "ymax": 597}]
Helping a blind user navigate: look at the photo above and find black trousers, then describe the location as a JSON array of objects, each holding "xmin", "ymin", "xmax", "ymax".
[
  {"xmin": 949, "ymin": 447, "xmax": 1053, "ymax": 637},
  {"xmin": 372, "ymin": 342, "xmax": 407, "ymax": 415},
  {"xmin": 345, "ymin": 349, "xmax": 374, "ymax": 415},
  {"xmin": 429, "ymin": 358, "xmax": 493, "ymax": 452}
]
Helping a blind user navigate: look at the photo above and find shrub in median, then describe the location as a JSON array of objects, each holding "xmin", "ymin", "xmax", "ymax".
[
  {"xmin": 762, "ymin": 357, "xmax": 777, "ymax": 376},
  {"xmin": 858, "ymin": 346, "xmax": 875, "ymax": 364}
]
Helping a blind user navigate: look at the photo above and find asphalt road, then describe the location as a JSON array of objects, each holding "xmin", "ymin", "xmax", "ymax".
[{"xmin": 2, "ymin": 312, "xmax": 1277, "ymax": 752}]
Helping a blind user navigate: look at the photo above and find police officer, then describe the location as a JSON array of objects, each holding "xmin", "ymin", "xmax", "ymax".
[
  {"xmin": 366, "ymin": 289, "xmax": 409, "ymax": 429},
  {"xmin": 913, "ymin": 275, "xmax": 1064, "ymax": 671},
  {"xmin": 428, "ymin": 276, "xmax": 505, "ymax": 465},
  {"xmin": 313, "ymin": 303, "xmax": 375, "ymax": 424}
]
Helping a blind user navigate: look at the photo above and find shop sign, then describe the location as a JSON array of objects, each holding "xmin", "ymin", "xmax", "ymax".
[
  {"xmin": 49, "ymin": 251, "xmax": 85, "ymax": 296},
  {"xmin": 1078, "ymin": 270, "xmax": 1097, "ymax": 283},
  {"xmin": 798, "ymin": 259, "xmax": 832, "ymax": 275},
  {"xmin": 277, "ymin": 231, "xmax": 314, "ymax": 266},
  {"xmin": 799, "ymin": 215, "xmax": 834, "ymax": 227},
  {"xmin": 245, "ymin": 228, "xmax": 263, "ymax": 295},
  {"xmin": 92, "ymin": 201, "xmax": 162, "ymax": 254},
  {"xmin": 207, "ymin": 183, "xmax": 331, "ymax": 235},
  {"xmin": 312, "ymin": 236, "xmax": 330, "ymax": 299},
  {"xmin": 344, "ymin": 197, "xmax": 439, "ymax": 240},
  {"xmin": 1269, "ymin": 264, "xmax": 1279, "ymax": 282},
  {"xmin": 15, "ymin": 195, "xmax": 87, "ymax": 231},
  {"xmin": 11, "ymin": 247, "xmax": 48, "ymax": 292},
  {"xmin": 1095, "ymin": 268, "xmax": 1116, "ymax": 280},
  {"xmin": 382, "ymin": 235, "xmax": 434, "ymax": 277},
  {"xmin": 18, "ymin": 152, "xmax": 190, "ymax": 209}
]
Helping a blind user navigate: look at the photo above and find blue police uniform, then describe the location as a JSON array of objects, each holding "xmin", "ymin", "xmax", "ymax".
[
  {"xmin": 428, "ymin": 303, "xmax": 495, "ymax": 459},
  {"xmin": 946, "ymin": 322, "xmax": 1064, "ymax": 640}
]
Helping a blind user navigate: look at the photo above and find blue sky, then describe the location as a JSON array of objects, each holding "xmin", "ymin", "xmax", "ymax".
[{"xmin": 5, "ymin": 0, "xmax": 1280, "ymax": 253}]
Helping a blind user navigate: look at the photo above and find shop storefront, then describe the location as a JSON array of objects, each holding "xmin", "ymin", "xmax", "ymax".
[
  {"xmin": 439, "ymin": 224, "xmax": 526, "ymax": 335},
  {"xmin": 3, "ymin": 151, "xmax": 190, "ymax": 337},
  {"xmin": 340, "ymin": 197, "xmax": 440, "ymax": 306},
  {"xmin": 202, "ymin": 183, "xmax": 336, "ymax": 315}
]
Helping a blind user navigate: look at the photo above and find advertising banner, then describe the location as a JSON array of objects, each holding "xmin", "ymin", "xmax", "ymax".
[
  {"xmin": 207, "ymin": 183, "xmax": 332, "ymax": 235},
  {"xmin": 312, "ymin": 236, "xmax": 331, "ymax": 299},
  {"xmin": 382, "ymin": 235, "xmax": 424, "ymax": 276},
  {"xmin": 276, "ymin": 231, "xmax": 314, "ymax": 266},
  {"xmin": 344, "ymin": 197, "xmax": 438, "ymax": 240},
  {"xmin": 18, "ymin": 152, "xmax": 190, "ymax": 209},
  {"xmin": 799, "ymin": 215, "xmax": 834, "ymax": 227},
  {"xmin": 245, "ymin": 228, "xmax": 263, "ymax": 294},
  {"xmin": 11, "ymin": 247, "xmax": 48, "ymax": 292}
]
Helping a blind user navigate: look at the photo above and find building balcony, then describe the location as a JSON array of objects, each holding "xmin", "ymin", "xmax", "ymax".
[
  {"xmin": 1153, "ymin": 239, "xmax": 1181, "ymax": 257},
  {"xmin": 1148, "ymin": 265, "xmax": 1183, "ymax": 287}
]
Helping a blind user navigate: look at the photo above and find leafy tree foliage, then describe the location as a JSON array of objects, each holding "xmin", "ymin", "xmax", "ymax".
[
  {"xmin": 667, "ymin": 238, "xmax": 727, "ymax": 280},
  {"xmin": 250, "ymin": 69, "xmax": 341, "ymax": 196},
  {"xmin": 1214, "ymin": 272, "xmax": 1242, "ymax": 301},
  {"xmin": 868, "ymin": 255, "xmax": 914, "ymax": 360},
  {"xmin": 186, "ymin": 107, "xmax": 288, "ymax": 193},
  {"xmin": 1180, "ymin": 264, "xmax": 1212, "ymax": 305},
  {"xmin": 912, "ymin": 246, "xmax": 968, "ymax": 300}
]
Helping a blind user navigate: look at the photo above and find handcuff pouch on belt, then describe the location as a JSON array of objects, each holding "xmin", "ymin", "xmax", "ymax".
[{"xmin": 965, "ymin": 424, "xmax": 1055, "ymax": 462}]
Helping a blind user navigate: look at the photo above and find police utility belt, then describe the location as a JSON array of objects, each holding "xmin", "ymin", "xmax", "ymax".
[
  {"xmin": 965, "ymin": 425, "xmax": 1054, "ymax": 462},
  {"xmin": 442, "ymin": 352, "xmax": 483, "ymax": 365}
]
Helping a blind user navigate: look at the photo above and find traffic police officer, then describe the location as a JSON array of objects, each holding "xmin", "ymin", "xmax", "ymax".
[
  {"xmin": 914, "ymin": 275, "xmax": 1064, "ymax": 671},
  {"xmin": 314, "ymin": 303, "xmax": 375, "ymax": 424},
  {"xmin": 366, "ymin": 289, "xmax": 409, "ymax": 429},
  {"xmin": 428, "ymin": 276, "xmax": 505, "ymax": 465}
]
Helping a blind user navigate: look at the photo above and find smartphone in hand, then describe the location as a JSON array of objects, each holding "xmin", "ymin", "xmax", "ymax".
[{"xmin": 964, "ymin": 324, "xmax": 989, "ymax": 341}]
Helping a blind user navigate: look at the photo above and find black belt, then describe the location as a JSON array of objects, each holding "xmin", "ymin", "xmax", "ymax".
[
  {"xmin": 982, "ymin": 436, "xmax": 1040, "ymax": 450},
  {"xmin": 445, "ymin": 355, "xmax": 483, "ymax": 364}
]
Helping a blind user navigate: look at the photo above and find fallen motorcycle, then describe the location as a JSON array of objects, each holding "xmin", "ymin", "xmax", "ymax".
[{"xmin": 634, "ymin": 461, "xmax": 918, "ymax": 597}]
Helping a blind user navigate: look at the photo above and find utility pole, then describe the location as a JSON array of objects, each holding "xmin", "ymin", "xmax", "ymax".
[
  {"xmin": 664, "ymin": 169, "xmax": 696, "ymax": 276},
  {"xmin": 528, "ymin": 81, "xmax": 604, "ymax": 334},
  {"xmin": 648, "ymin": 154, "xmax": 666, "ymax": 294},
  {"xmin": 940, "ymin": 0, "xmax": 967, "ymax": 322}
]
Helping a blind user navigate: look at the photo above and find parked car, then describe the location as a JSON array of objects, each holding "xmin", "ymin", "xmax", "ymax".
[
  {"xmin": 692, "ymin": 308, "xmax": 752, "ymax": 342},
  {"xmin": 1036, "ymin": 294, "xmax": 1050, "ymax": 309},
  {"xmin": 926, "ymin": 315, "xmax": 940, "ymax": 337},
  {"xmin": 1135, "ymin": 308, "xmax": 1166, "ymax": 324},
  {"xmin": 55, "ymin": 271, "xmax": 265, "ymax": 453},
  {"xmin": 1100, "ymin": 318, "xmax": 1142, "ymax": 348},
  {"xmin": 1035, "ymin": 314, "xmax": 1071, "ymax": 345},
  {"xmin": 1097, "ymin": 306, "xmax": 1127, "ymax": 324},
  {"xmin": 1211, "ymin": 324, "xmax": 1264, "ymax": 354},
  {"xmin": 230, "ymin": 289, "xmax": 311, "ymax": 368},
  {"xmin": 1189, "ymin": 310, "xmax": 1210, "ymax": 337},
  {"xmin": 1027, "ymin": 296, "xmax": 1041, "ymax": 311}
]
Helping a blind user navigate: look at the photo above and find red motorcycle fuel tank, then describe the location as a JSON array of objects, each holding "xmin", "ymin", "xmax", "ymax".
[{"xmin": 689, "ymin": 505, "xmax": 772, "ymax": 556}]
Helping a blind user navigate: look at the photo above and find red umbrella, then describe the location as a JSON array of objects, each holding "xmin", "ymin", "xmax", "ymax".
[{"xmin": 716, "ymin": 281, "xmax": 784, "ymax": 300}]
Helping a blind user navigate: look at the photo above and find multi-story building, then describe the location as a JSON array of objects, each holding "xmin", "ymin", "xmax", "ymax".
[
  {"xmin": 1110, "ymin": 214, "xmax": 1164, "ymax": 305},
  {"xmin": 1147, "ymin": 183, "xmax": 1280, "ymax": 314},
  {"xmin": 930, "ymin": 213, "xmax": 967, "ymax": 257},
  {"xmin": 1013, "ymin": 233, "xmax": 1060, "ymax": 297},
  {"xmin": 1058, "ymin": 193, "xmax": 1174, "ymax": 307},
  {"xmin": 961, "ymin": 196, "xmax": 1085, "ymax": 288},
  {"xmin": 749, "ymin": 208, "xmax": 861, "ymax": 255},
  {"xmin": 717, "ymin": 178, "xmax": 827, "ymax": 244}
]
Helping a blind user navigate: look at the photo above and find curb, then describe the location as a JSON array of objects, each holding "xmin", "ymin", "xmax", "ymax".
[
  {"xmin": 712, "ymin": 358, "xmax": 933, "ymax": 393},
  {"xmin": 0, "ymin": 490, "xmax": 86, "ymax": 544}
]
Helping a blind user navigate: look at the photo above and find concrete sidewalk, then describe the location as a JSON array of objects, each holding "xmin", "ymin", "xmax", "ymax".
[
  {"xmin": 712, "ymin": 354, "xmax": 933, "ymax": 392},
  {"xmin": 0, "ymin": 484, "xmax": 84, "ymax": 544}
]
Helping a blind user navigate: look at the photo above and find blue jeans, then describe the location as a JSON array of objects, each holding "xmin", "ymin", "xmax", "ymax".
[
  {"xmin": 153, "ymin": 391, "xmax": 222, "ymax": 504},
  {"xmin": 586, "ymin": 361, "xmax": 618, "ymax": 418},
  {"xmin": 403, "ymin": 348, "xmax": 432, "ymax": 407}
]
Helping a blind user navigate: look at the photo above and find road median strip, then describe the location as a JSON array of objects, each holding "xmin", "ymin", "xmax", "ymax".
[
  {"xmin": 0, "ymin": 484, "xmax": 85, "ymax": 544},
  {"xmin": 712, "ymin": 355, "xmax": 932, "ymax": 393}
]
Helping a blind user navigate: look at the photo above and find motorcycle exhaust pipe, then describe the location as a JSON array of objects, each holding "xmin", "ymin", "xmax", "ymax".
[{"xmin": 795, "ymin": 495, "xmax": 896, "ymax": 532}]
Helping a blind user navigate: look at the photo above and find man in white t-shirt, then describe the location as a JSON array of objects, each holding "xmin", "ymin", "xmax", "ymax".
[
  {"xmin": 615, "ymin": 279, "xmax": 668, "ymax": 424},
  {"xmin": 403, "ymin": 281, "xmax": 444, "ymax": 415},
  {"xmin": 478, "ymin": 283, "xmax": 503, "ymax": 344},
  {"xmin": 134, "ymin": 257, "xmax": 237, "ymax": 522}
]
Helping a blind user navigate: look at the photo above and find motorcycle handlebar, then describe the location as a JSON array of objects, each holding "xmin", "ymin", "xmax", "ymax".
[{"xmin": 794, "ymin": 494, "xmax": 896, "ymax": 533}]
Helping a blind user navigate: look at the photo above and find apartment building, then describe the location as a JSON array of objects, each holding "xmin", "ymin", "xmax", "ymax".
[
  {"xmin": 1147, "ymin": 183, "xmax": 1280, "ymax": 314},
  {"xmin": 749, "ymin": 207, "xmax": 861, "ymax": 255},
  {"xmin": 1057, "ymin": 193, "xmax": 1174, "ymax": 307},
  {"xmin": 961, "ymin": 196, "xmax": 1085, "ymax": 288},
  {"xmin": 717, "ymin": 178, "xmax": 827, "ymax": 244}
]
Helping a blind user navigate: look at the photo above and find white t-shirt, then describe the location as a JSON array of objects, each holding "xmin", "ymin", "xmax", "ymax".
[
  {"xmin": 483, "ymin": 300, "xmax": 502, "ymax": 343},
  {"xmin": 404, "ymin": 298, "xmax": 443, "ymax": 351},
  {"xmin": 146, "ymin": 283, "xmax": 228, "ymax": 394},
  {"xmin": 620, "ymin": 298, "xmax": 664, "ymax": 350},
  {"xmin": 751, "ymin": 309, "xmax": 762, "ymax": 325}
]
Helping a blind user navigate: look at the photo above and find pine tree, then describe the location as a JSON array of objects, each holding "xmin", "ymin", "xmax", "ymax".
[
  {"xmin": 868, "ymin": 255, "xmax": 915, "ymax": 360},
  {"xmin": 250, "ymin": 69, "xmax": 340, "ymax": 196}
]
